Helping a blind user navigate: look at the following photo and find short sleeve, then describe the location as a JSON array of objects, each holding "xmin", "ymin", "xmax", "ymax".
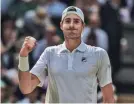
[
  {"xmin": 30, "ymin": 47, "xmax": 49, "ymax": 87},
  {"xmin": 97, "ymin": 49, "xmax": 112, "ymax": 87}
]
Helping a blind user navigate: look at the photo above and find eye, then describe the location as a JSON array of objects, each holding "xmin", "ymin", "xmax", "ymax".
[
  {"xmin": 65, "ymin": 19, "xmax": 70, "ymax": 24},
  {"xmin": 74, "ymin": 20, "xmax": 81, "ymax": 24}
]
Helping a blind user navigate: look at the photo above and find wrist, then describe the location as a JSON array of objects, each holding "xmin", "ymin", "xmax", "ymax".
[
  {"xmin": 18, "ymin": 55, "xmax": 29, "ymax": 71},
  {"xmin": 19, "ymin": 48, "xmax": 29, "ymax": 57}
]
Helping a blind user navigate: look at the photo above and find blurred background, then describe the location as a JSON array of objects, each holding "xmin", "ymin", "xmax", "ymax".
[{"xmin": 1, "ymin": 0, "xmax": 134, "ymax": 103}]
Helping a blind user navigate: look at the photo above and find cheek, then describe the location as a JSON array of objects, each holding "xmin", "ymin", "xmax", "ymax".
[
  {"xmin": 77, "ymin": 26, "xmax": 83, "ymax": 32},
  {"xmin": 62, "ymin": 24, "xmax": 68, "ymax": 29},
  {"xmin": 62, "ymin": 25, "xmax": 69, "ymax": 32}
]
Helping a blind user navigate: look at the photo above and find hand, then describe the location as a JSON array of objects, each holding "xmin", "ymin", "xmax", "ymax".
[{"xmin": 19, "ymin": 36, "xmax": 36, "ymax": 57}]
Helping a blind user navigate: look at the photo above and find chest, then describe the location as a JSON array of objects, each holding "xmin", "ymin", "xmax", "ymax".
[{"xmin": 49, "ymin": 52, "xmax": 99, "ymax": 77}]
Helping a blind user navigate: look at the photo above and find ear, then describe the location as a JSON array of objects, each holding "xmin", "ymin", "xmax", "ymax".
[
  {"xmin": 82, "ymin": 22, "xmax": 85, "ymax": 29},
  {"xmin": 60, "ymin": 22, "xmax": 63, "ymax": 30}
]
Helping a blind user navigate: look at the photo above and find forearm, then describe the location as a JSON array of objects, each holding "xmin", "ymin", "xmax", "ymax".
[
  {"xmin": 18, "ymin": 71, "xmax": 34, "ymax": 94},
  {"xmin": 102, "ymin": 83, "xmax": 115, "ymax": 103},
  {"xmin": 18, "ymin": 36, "xmax": 39, "ymax": 94},
  {"xmin": 18, "ymin": 55, "xmax": 38, "ymax": 94},
  {"xmin": 103, "ymin": 97, "xmax": 115, "ymax": 103}
]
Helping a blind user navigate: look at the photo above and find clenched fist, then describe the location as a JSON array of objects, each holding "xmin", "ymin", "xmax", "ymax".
[{"xmin": 19, "ymin": 36, "xmax": 36, "ymax": 57}]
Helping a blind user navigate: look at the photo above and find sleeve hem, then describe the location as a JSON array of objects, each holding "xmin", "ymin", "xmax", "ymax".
[
  {"xmin": 99, "ymin": 80, "xmax": 112, "ymax": 87},
  {"xmin": 30, "ymin": 71, "xmax": 44, "ymax": 87}
]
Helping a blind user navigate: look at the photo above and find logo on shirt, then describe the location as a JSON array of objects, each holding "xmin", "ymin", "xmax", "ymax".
[{"xmin": 81, "ymin": 57, "xmax": 87, "ymax": 62}]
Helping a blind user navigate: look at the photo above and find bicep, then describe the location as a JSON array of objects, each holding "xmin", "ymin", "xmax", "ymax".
[
  {"xmin": 31, "ymin": 74, "xmax": 40, "ymax": 88},
  {"xmin": 30, "ymin": 48, "xmax": 49, "ymax": 87},
  {"xmin": 97, "ymin": 49, "xmax": 112, "ymax": 87}
]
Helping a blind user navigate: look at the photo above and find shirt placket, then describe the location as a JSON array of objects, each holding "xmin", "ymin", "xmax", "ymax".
[{"xmin": 68, "ymin": 52, "xmax": 74, "ymax": 70}]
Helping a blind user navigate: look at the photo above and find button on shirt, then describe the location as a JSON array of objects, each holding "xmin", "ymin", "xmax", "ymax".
[{"xmin": 30, "ymin": 42, "xmax": 112, "ymax": 103}]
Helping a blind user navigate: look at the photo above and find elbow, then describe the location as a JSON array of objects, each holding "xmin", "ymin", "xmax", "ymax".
[
  {"xmin": 19, "ymin": 85, "xmax": 33, "ymax": 94},
  {"xmin": 21, "ymin": 90, "xmax": 32, "ymax": 95}
]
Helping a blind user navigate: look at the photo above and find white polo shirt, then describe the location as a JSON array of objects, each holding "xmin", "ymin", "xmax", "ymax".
[{"xmin": 30, "ymin": 41, "xmax": 112, "ymax": 103}]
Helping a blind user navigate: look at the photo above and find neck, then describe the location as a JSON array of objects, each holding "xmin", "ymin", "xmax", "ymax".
[{"xmin": 65, "ymin": 38, "xmax": 81, "ymax": 52}]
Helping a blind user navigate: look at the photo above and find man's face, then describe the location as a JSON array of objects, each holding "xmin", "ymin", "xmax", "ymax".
[{"xmin": 60, "ymin": 14, "xmax": 84, "ymax": 39}]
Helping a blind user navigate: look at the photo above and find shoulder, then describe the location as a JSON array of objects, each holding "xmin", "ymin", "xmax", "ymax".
[
  {"xmin": 43, "ymin": 44, "xmax": 63, "ymax": 53},
  {"xmin": 86, "ymin": 45, "xmax": 107, "ymax": 56},
  {"xmin": 40, "ymin": 44, "xmax": 62, "ymax": 58},
  {"xmin": 86, "ymin": 45, "xmax": 109, "ymax": 64}
]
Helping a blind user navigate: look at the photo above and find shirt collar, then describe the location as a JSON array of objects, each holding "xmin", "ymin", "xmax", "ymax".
[
  {"xmin": 76, "ymin": 41, "xmax": 87, "ymax": 52},
  {"xmin": 59, "ymin": 41, "xmax": 87, "ymax": 53}
]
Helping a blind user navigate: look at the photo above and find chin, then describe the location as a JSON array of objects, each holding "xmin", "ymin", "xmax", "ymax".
[{"xmin": 65, "ymin": 36, "xmax": 80, "ymax": 40}]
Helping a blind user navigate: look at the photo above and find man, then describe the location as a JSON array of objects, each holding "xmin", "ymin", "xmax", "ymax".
[{"xmin": 18, "ymin": 6, "xmax": 115, "ymax": 103}]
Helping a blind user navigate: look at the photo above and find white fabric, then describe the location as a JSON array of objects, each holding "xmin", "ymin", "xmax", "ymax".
[
  {"xmin": 30, "ymin": 42, "xmax": 112, "ymax": 103},
  {"xmin": 18, "ymin": 56, "xmax": 29, "ymax": 71},
  {"xmin": 62, "ymin": 6, "xmax": 84, "ymax": 23}
]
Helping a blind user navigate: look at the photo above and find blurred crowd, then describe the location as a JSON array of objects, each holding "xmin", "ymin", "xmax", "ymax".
[{"xmin": 1, "ymin": 0, "xmax": 134, "ymax": 103}]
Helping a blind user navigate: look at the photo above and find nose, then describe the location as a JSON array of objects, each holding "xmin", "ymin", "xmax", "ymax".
[{"xmin": 70, "ymin": 21, "xmax": 74, "ymax": 27}]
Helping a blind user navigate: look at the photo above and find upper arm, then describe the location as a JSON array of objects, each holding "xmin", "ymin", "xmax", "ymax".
[
  {"xmin": 31, "ymin": 73, "xmax": 40, "ymax": 89},
  {"xmin": 97, "ymin": 49, "xmax": 114, "ymax": 102},
  {"xmin": 97, "ymin": 49, "xmax": 112, "ymax": 87},
  {"xmin": 18, "ymin": 71, "xmax": 41, "ymax": 94},
  {"xmin": 30, "ymin": 47, "xmax": 50, "ymax": 87}
]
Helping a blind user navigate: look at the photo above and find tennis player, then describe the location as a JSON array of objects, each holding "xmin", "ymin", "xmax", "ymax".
[{"xmin": 18, "ymin": 6, "xmax": 115, "ymax": 103}]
